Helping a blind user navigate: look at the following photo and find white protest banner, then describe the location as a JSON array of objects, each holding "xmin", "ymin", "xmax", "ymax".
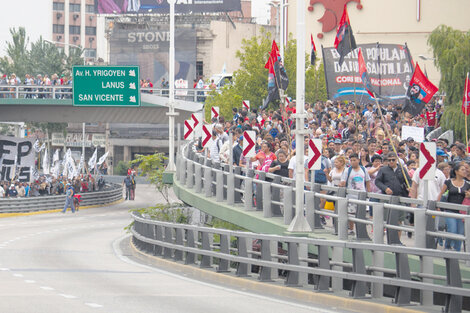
[
  {"xmin": 97, "ymin": 152, "xmax": 109, "ymax": 166},
  {"xmin": 0, "ymin": 135, "xmax": 35, "ymax": 182},
  {"xmin": 401, "ymin": 125, "xmax": 425, "ymax": 142}
]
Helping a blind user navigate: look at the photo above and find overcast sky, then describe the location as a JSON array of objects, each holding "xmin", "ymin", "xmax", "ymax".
[{"xmin": 0, "ymin": 0, "xmax": 269, "ymax": 57}]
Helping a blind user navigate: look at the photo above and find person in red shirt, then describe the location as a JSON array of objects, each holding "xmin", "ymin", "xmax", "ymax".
[{"xmin": 425, "ymin": 104, "xmax": 437, "ymax": 135}]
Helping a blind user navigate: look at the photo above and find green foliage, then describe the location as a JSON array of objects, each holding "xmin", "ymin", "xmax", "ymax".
[
  {"xmin": 428, "ymin": 25, "xmax": 470, "ymax": 141},
  {"xmin": 205, "ymin": 29, "xmax": 327, "ymax": 120},
  {"xmin": 207, "ymin": 217, "xmax": 246, "ymax": 231},
  {"xmin": 130, "ymin": 153, "xmax": 171, "ymax": 204},
  {"xmin": 114, "ymin": 160, "xmax": 130, "ymax": 176},
  {"xmin": 125, "ymin": 203, "xmax": 189, "ymax": 232},
  {"xmin": 0, "ymin": 27, "xmax": 84, "ymax": 77}
]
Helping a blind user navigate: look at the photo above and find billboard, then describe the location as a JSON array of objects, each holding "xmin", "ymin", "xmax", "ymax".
[
  {"xmin": 97, "ymin": 0, "xmax": 241, "ymax": 14},
  {"xmin": 109, "ymin": 27, "xmax": 196, "ymax": 85},
  {"xmin": 322, "ymin": 43, "xmax": 414, "ymax": 104},
  {"xmin": 0, "ymin": 136, "xmax": 35, "ymax": 182}
]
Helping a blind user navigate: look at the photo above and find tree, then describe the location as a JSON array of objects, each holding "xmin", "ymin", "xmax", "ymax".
[
  {"xmin": 29, "ymin": 37, "xmax": 66, "ymax": 76},
  {"xmin": 428, "ymin": 25, "xmax": 470, "ymax": 141},
  {"xmin": 205, "ymin": 29, "xmax": 327, "ymax": 121},
  {"xmin": 0, "ymin": 27, "xmax": 29, "ymax": 78}
]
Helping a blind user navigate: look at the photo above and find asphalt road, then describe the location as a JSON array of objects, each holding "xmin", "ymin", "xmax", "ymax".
[{"xmin": 0, "ymin": 185, "xmax": 344, "ymax": 313}]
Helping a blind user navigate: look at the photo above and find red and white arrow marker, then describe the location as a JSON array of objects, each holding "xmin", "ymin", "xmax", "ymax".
[
  {"xmin": 211, "ymin": 106, "xmax": 219, "ymax": 120},
  {"xmin": 191, "ymin": 112, "xmax": 203, "ymax": 137},
  {"xmin": 308, "ymin": 139, "xmax": 322, "ymax": 170},
  {"xmin": 184, "ymin": 120, "xmax": 194, "ymax": 140},
  {"xmin": 419, "ymin": 142, "xmax": 436, "ymax": 180},
  {"xmin": 242, "ymin": 131, "xmax": 256, "ymax": 157},
  {"xmin": 201, "ymin": 124, "xmax": 213, "ymax": 148},
  {"xmin": 242, "ymin": 100, "xmax": 250, "ymax": 110}
]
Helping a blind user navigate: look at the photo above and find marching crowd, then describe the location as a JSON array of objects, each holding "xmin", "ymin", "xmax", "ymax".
[{"xmin": 198, "ymin": 97, "xmax": 470, "ymax": 251}]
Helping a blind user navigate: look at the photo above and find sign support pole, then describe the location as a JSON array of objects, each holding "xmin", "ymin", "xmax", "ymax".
[
  {"xmin": 288, "ymin": 0, "xmax": 311, "ymax": 233},
  {"xmin": 166, "ymin": 0, "xmax": 178, "ymax": 172},
  {"xmin": 82, "ymin": 122, "xmax": 85, "ymax": 173}
]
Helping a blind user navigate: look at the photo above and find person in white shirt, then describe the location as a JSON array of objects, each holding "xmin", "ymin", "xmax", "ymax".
[{"xmin": 0, "ymin": 185, "xmax": 4, "ymax": 198}]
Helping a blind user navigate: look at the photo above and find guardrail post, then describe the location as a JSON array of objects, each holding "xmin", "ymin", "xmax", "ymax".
[
  {"xmin": 315, "ymin": 245, "xmax": 330, "ymax": 292},
  {"xmin": 216, "ymin": 171, "xmax": 224, "ymax": 202},
  {"xmin": 163, "ymin": 226, "xmax": 173, "ymax": 259},
  {"xmin": 394, "ymin": 252, "xmax": 411, "ymax": 306},
  {"xmin": 466, "ymin": 216, "xmax": 470, "ymax": 267},
  {"xmin": 351, "ymin": 248, "xmax": 367, "ymax": 298},
  {"xmin": 387, "ymin": 196, "xmax": 402, "ymax": 244},
  {"xmin": 262, "ymin": 182, "xmax": 272, "ymax": 218},
  {"xmin": 234, "ymin": 167, "xmax": 242, "ymax": 203},
  {"xmin": 285, "ymin": 241, "xmax": 300, "ymax": 286},
  {"xmin": 186, "ymin": 159, "xmax": 194, "ymax": 188},
  {"xmin": 236, "ymin": 237, "xmax": 249, "ymax": 277},
  {"xmin": 179, "ymin": 158, "xmax": 186, "ymax": 183},
  {"xmin": 200, "ymin": 231, "xmax": 212, "ymax": 268},
  {"xmin": 194, "ymin": 163, "xmax": 202, "ymax": 193},
  {"xmin": 355, "ymin": 191, "xmax": 370, "ymax": 241},
  {"xmin": 444, "ymin": 258, "xmax": 463, "ymax": 313},
  {"xmin": 154, "ymin": 225, "xmax": 163, "ymax": 256},
  {"xmin": 217, "ymin": 234, "xmax": 231, "ymax": 272},
  {"xmin": 204, "ymin": 167, "xmax": 212, "ymax": 197},
  {"xmin": 272, "ymin": 176, "xmax": 282, "ymax": 216},
  {"xmin": 244, "ymin": 176, "xmax": 254, "ymax": 211},
  {"xmin": 223, "ymin": 164, "xmax": 229, "ymax": 200},
  {"xmin": 305, "ymin": 191, "xmax": 316, "ymax": 230},
  {"xmin": 414, "ymin": 206, "xmax": 433, "ymax": 306},
  {"xmin": 332, "ymin": 198, "xmax": 347, "ymax": 292},
  {"xmin": 426, "ymin": 201, "xmax": 438, "ymax": 249},
  {"xmin": 335, "ymin": 187, "xmax": 347, "ymax": 234},
  {"xmin": 227, "ymin": 172, "xmax": 235, "ymax": 205},
  {"xmin": 258, "ymin": 239, "xmax": 273, "ymax": 282},
  {"xmin": 256, "ymin": 172, "xmax": 266, "ymax": 211},
  {"xmin": 372, "ymin": 202, "xmax": 384, "ymax": 299},
  {"xmin": 283, "ymin": 186, "xmax": 293, "ymax": 225},
  {"xmin": 174, "ymin": 228, "xmax": 184, "ymax": 261},
  {"xmin": 185, "ymin": 230, "xmax": 196, "ymax": 265}
]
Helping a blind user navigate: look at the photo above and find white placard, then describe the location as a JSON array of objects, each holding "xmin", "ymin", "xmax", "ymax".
[{"xmin": 401, "ymin": 125, "xmax": 425, "ymax": 142}]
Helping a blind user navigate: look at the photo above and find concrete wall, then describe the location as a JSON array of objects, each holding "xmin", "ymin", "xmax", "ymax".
[{"xmin": 286, "ymin": 0, "xmax": 470, "ymax": 86}]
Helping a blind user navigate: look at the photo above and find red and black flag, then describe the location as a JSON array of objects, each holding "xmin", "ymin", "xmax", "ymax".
[
  {"xmin": 310, "ymin": 34, "xmax": 316, "ymax": 66},
  {"xmin": 262, "ymin": 40, "xmax": 289, "ymax": 108},
  {"xmin": 334, "ymin": 5, "xmax": 357, "ymax": 66},
  {"xmin": 403, "ymin": 63, "xmax": 438, "ymax": 117},
  {"xmin": 357, "ymin": 48, "xmax": 375, "ymax": 98}
]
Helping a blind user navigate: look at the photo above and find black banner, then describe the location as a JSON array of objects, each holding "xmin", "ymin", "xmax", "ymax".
[
  {"xmin": 109, "ymin": 27, "xmax": 196, "ymax": 85},
  {"xmin": 322, "ymin": 43, "xmax": 414, "ymax": 104},
  {"xmin": 0, "ymin": 136, "xmax": 35, "ymax": 183},
  {"xmin": 97, "ymin": 0, "xmax": 241, "ymax": 14}
]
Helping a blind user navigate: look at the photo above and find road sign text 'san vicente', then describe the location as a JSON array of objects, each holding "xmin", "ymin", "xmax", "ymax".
[{"xmin": 73, "ymin": 66, "xmax": 140, "ymax": 107}]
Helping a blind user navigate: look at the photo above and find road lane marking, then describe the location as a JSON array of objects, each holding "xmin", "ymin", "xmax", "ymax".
[
  {"xmin": 40, "ymin": 286, "xmax": 55, "ymax": 291},
  {"xmin": 13, "ymin": 274, "xmax": 24, "ymax": 277},
  {"xmin": 85, "ymin": 303, "xmax": 103, "ymax": 308},
  {"xmin": 58, "ymin": 294, "xmax": 77, "ymax": 299},
  {"xmin": 0, "ymin": 268, "xmax": 10, "ymax": 271},
  {"xmin": 25, "ymin": 280, "xmax": 36, "ymax": 283}
]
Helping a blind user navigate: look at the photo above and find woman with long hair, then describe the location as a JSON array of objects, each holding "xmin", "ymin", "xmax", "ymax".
[{"xmin": 437, "ymin": 162, "xmax": 470, "ymax": 251}]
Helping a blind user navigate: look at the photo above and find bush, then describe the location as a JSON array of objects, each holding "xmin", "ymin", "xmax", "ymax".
[{"xmin": 114, "ymin": 160, "xmax": 130, "ymax": 176}]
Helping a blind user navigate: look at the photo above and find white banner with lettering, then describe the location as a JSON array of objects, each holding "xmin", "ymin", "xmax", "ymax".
[{"xmin": 0, "ymin": 136, "xmax": 35, "ymax": 182}]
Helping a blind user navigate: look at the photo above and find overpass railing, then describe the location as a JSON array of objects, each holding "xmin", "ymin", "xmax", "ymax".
[
  {"xmin": 0, "ymin": 85, "xmax": 211, "ymax": 103},
  {"xmin": 0, "ymin": 183, "xmax": 122, "ymax": 213},
  {"xmin": 131, "ymin": 211, "xmax": 470, "ymax": 312},
  {"xmin": 176, "ymin": 143, "xmax": 470, "ymax": 253}
]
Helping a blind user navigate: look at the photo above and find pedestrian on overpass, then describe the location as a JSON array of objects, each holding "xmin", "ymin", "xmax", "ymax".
[{"xmin": 62, "ymin": 183, "xmax": 75, "ymax": 213}]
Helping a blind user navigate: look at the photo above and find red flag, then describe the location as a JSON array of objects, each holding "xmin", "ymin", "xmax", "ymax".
[
  {"xmin": 407, "ymin": 64, "xmax": 438, "ymax": 104},
  {"xmin": 310, "ymin": 34, "xmax": 316, "ymax": 66},
  {"xmin": 265, "ymin": 40, "xmax": 279, "ymax": 73},
  {"xmin": 334, "ymin": 5, "xmax": 356, "ymax": 66},
  {"xmin": 357, "ymin": 48, "xmax": 374, "ymax": 98},
  {"xmin": 462, "ymin": 73, "xmax": 470, "ymax": 116}
]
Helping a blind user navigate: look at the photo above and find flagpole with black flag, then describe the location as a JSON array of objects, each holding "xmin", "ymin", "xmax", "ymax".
[
  {"xmin": 465, "ymin": 72, "xmax": 469, "ymax": 151},
  {"xmin": 321, "ymin": 45, "xmax": 331, "ymax": 100}
]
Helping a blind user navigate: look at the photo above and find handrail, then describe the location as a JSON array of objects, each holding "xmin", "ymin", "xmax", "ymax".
[
  {"xmin": 131, "ymin": 212, "xmax": 470, "ymax": 312},
  {"xmin": 0, "ymin": 183, "xmax": 123, "ymax": 213}
]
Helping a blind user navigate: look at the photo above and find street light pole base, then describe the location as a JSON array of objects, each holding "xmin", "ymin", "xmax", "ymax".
[{"xmin": 287, "ymin": 214, "xmax": 312, "ymax": 232}]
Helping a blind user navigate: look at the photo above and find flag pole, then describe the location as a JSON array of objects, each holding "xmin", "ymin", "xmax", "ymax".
[{"xmin": 465, "ymin": 72, "xmax": 469, "ymax": 154}]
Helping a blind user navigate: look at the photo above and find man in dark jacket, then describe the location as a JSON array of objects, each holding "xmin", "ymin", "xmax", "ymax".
[{"xmin": 375, "ymin": 152, "xmax": 410, "ymax": 197}]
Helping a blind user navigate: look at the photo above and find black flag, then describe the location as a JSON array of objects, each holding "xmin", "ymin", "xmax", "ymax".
[{"xmin": 334, "ymin": 5, "xmax": 357, "ymax": 66}]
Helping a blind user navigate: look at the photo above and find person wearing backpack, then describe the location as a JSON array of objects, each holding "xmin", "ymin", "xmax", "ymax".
[
  {"xmin": 62, "ymin": 183, "xmax": 75, "ymax": 213},
  {"xmin": 340, "ymin": 153, "xmax": 370, "ymax": 235}
]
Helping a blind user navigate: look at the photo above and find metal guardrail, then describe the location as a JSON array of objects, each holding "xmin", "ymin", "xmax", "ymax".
[
  {"xmin": 0, "ymin": 85, "xmax": 211, "ymax": 103},
  {"xmin": 0, "ymin": 183, "xmax": 123, "ymax": 213},
  {"xmin": 131, "ymin": 212, "xmax": 470, "ymax": 313}
]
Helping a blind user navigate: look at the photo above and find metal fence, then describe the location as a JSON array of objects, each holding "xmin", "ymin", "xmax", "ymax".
[
  {"xmin": 0, "ymin": 183, "xmax": 122, "ymax": 213},
  {"xmin": 0, "ymin": 85, "xmax": 211, "ymax": 103},
  {"xmin": 131, "ymin": 211, "xmax": 470, "ymax": 313}
]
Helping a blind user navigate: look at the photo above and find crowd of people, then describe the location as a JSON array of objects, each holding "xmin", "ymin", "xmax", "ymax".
[
  {"xmin": 197, "ymin": 96, "xmax": 469, "ymax": 251},
  {"xmin": 0, "ymin": 73, "xmax": 74, "ymax": 99}
]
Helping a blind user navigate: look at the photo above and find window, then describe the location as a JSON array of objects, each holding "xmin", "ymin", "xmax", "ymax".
[
  {"xmin": 85, "ymin": 4, "xmax": 96, "ymax": 13},
  {"xmin": 85, "ymin": 27, "xmax": 96, "ymax": 36},
  {"xmin": 53, "ymin": 24, "xmax": 65, "ymax": 34},
  {"xmin": 84, "ymin": 49, "xmax": 96, "ymax": 58},
  {"xmin": 53, "ymin": 2, "xmax": 65, "ymax": 10},
  {"xmin": 69, "ymin": 3, "xmax": 81, "ymax": 12},
  {"xmin": 69, "ymin": 25, "xmax": 81, "ymax": 35},
  {"xmin": 196, "ymin": 61, "xmax": 203, "ymax": 79}
]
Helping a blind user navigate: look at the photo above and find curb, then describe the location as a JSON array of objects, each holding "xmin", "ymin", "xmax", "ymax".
[
  {"xmin": 0, "ymin": 198, "xmax": 124, "ymax": 218},
  {"xmin": 129, "ymin": 238, "xmax": 425, "ymax": 313}
]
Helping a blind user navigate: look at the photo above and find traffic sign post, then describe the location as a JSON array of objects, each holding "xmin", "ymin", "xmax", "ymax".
[
  {"xmin": 242, "ymin": 131, "xmax": 256, "ymax": 158},
  {"xmin": 201, "ymin": 124, "xmax": 213, "ymax": 148},
  {"xmin": 73, "ymin": 66, "xmax": 140, "ymax": 107},
  {"xmin": 307, "ymin": 139, "xmax": 322, "ymax": 170},
  {"xmin": 191, "ymin": 113, "xmax": 203, "ymax": 137},
  {"xmin": 184, "ymin": 120, "xmax": 194, "ymax": 140},
  {"xmin": 211, "ymin": 107, "xmax": 219, "ymax": 120},
  {"xmin": 419, "ymin": 142, "xmax": 436, "ymax": 180},
  {"xmin": 242, "ymin": 100, "xmax": 250, "ymax": 111}
]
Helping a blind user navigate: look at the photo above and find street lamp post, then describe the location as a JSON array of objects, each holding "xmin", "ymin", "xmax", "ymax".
[
  {"xmin": 166, "ymin": 0, "xmax": 178, "ymax": 172},
  {"xmin": 288, "ymin": 0, "xmax": 311, "ymax": 233},
  {"xmin": 44, "ymin": 39, "xmax": 82, "ymax": 57},
  {"xmin": 269, "ymin": 0, "xmax": 287, "ymax": 60}
]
